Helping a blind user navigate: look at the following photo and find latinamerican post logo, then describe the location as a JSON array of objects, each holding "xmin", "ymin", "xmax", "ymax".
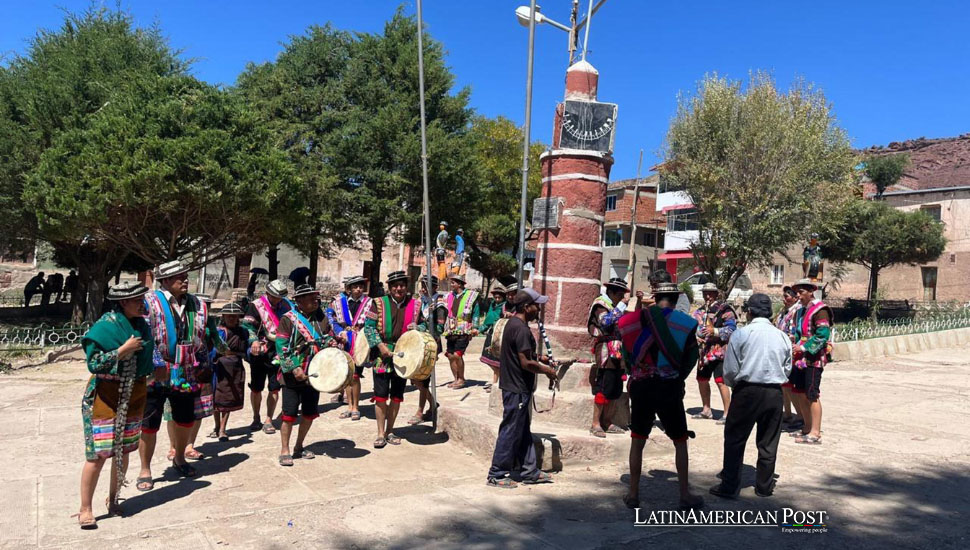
[{"xmin": 634, "ymin": 507, "xmax": 828, "ymax": 533}]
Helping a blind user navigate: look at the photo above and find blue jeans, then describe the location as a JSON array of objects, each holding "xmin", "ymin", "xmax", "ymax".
[{"xmin": 487, "ymin": 390, "xmax": 539, "ymax": 481}]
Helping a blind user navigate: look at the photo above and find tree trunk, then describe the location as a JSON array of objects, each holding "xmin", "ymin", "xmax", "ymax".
[
  {"xmin": 76, "ymin": 253, "xmax": 110, "ymax": 324},
  {"xmin": 71, "ymin": 276, "xmax": 87, "ymax": 324},
  {"xmin": 369, "ymin": 233, "xmax": 385, "ymax": 297},
  {"xmin": 267, "ymin": 245, "xmax": 279, "ymax": 281},
  {"xmin": 308, "ymin": 245, "xmax": 319, "ymax": 288},
  {"xmin": 868, "ymin": 267, "xmax": 880, "ymax": 323}
]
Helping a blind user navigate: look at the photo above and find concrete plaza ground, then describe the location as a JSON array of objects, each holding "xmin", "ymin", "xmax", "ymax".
[{"xmin": 1, "ymin": 340, "xmax": 968, "ymax": 549}]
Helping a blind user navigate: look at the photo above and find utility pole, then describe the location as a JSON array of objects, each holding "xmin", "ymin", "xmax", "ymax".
[{"xmin": 626, "ymin": 150, "xmax": 643, "ymax": 290}]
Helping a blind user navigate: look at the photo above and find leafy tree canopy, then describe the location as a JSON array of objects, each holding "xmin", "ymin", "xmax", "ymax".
[{"xmin": 864, "ymin": 153, "xmax": 909, "ymax": 197}]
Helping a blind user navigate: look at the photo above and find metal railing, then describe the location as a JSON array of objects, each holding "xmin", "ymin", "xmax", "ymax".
[
  {"xmin": 832, "ymin": 312, "xmax": 970, "ymax": 343},
  {"xmin": 0, "ymin": 322, "xmax": 91, "ymax": 353}
]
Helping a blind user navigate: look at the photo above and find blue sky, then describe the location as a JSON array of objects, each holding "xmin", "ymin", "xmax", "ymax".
[{"xmin": 2, "ymin": 1, "xmax": 968, "ymax": 180}]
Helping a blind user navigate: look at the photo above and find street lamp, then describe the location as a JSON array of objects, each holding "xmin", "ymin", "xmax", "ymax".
[{"xmin": 515, "ymin": 5, "xmax": 572, "ymax": 33}]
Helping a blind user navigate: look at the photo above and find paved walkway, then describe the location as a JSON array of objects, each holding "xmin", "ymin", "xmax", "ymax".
[{"xmin": 1, "ymin": 343, "xmax": 968, "ymax": 549}]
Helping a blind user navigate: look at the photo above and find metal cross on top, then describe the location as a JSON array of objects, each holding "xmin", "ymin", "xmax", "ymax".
[{"xmin": 515, "ymin": 0, "xmax": 609, "ymax": 65}]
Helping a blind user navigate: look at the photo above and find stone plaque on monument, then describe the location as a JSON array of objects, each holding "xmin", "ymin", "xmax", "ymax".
[{"xmin": 532, "ymin": 197, "xmax": 563, "ymax": 230}]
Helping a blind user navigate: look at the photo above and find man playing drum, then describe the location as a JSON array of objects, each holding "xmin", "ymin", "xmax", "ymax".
[
  {"xmin": 364, "ymin": 271, "xmax": 426, "ymax": 448},
  {"xmin": 242, "ymin": 279, "xmax": 292, "ymax": 435},
  {"xmin": 275, "ymin": 284, "xmax": 334, "ymax": 466},
  {"xmin": 443, "ymin": 273, "xmax": 480, "ymax": 390},
  {"xmin": 330, "ymin": 275, "xmax": 371, "ymax": 422},
  {"xmin": 407, "ymin": 275, "xmax": 447, "ymax": 426}
]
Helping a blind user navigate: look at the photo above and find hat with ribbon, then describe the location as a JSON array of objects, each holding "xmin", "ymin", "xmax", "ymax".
[
  {"xmin": 107, "ymin": 281, "xmax": 149, "ymax": 301},
  {"xmin": 155, "ymin": 260, "xmax": 189, "ymax": 280}
]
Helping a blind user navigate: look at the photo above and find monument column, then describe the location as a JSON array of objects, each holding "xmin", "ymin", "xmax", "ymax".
[{"xmin": 533, "ymin": 60, "xmax": 616, "ymax": 362}]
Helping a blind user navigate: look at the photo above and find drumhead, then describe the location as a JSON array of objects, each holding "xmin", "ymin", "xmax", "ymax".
[
  {"xmin": 489, "ymin": 318, "xmax": 509, "ymax": 357},
  {"xmin": 393, "ymin": 330, "xmax": 434, "ymax": 380},
  {"xmin": 307, "ymin": 347, "xmax": 354, "ymax": 393},
  {"xmin": 351, "ymin": 331, "xmax": 370, "ymax": 365}
]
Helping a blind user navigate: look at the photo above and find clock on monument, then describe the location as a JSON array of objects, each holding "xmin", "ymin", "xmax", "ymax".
[{"xmin": 559, "ymin": 99, "xmax": 618, "ymax": 154}]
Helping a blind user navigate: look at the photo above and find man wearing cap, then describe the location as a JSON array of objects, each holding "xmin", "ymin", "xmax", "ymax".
[
  {"xmin": 617, "ymin": 282, "xmax": 703, "ymax": 510},
  {"xmin": 710, "ymin": 294, "xmax": 792, "ymax": 499},
  {"xmin": 407, "ymin": 275, "xmax": 446, "ymax": 426},
  {"xmin": 587, "ymin": 277, "xmax": 641, "ymax": 437},
  {"xmin": 139, "ymin": 261, "xmax": 226, "ymax": 485},
  {"xmin": 242, "ymin": 279, "xmax": 292, "ymax": 434},
  {"xmin": 775, "ymin": 286, "xmax": 803, "ymax": 427},
  {"xmin": 443, "ymin": 273, "xmax": 480, "ymax": 389},
  {"xmin": 789, "ymin": 279, "xmax": 832, "ymax": 445},
  {"xmin": 486, "ymin": 288, "xmax": 557, "ymax": 489},
  {"xmin": 275, "ymin": 284, "xmax": 334, "ymax": 465},
  {"xmin": 692, "ymin": 282, "xmax": 737, "ymax": 424},
  {"xmin": 364, "ymin": 271, "xmax": 426, "ymax": 448},
  {"xmin": 479, "ymin": 283, "xmax": 508, "ymax": 393},
  {"xmin": 330, "ymin": 276, "xmax": 371, "ymax": 422}
]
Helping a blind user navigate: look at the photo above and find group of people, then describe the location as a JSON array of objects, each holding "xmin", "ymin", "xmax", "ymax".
[
  {"xmin": 23, "ymin": 269, "xmax": 78, "ymax": 306},
  {"xmin": 75, "ymin": 260, "xmax": 492, "ymax": 528}
]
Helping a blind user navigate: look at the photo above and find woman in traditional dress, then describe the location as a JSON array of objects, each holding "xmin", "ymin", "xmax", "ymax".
[
  {"xmin": 478, "ymin": 284, "xmax": 507, "ymax": 393},
  {"xmin": 212, "ymin": 303, "xmax": 250, "ymax": 440},
  {"xmin": 77, "ymin": 281, "xmax": 154, "ymax": 529}
]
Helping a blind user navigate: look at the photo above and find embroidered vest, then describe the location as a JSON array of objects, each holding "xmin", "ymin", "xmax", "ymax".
[{"xmin": 444, "ymin": 289, "xmax": 478, "ymax": 335}]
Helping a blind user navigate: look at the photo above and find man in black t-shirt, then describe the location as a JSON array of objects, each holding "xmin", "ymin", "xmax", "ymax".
[{"xmin": 487, "ymin": 288, "xmax": 558, "ymax": 489}]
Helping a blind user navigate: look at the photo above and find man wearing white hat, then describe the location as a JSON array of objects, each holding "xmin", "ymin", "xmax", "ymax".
[{"xmin": 242, "ymin": 279, "xmax": 292, "ymax": 434}]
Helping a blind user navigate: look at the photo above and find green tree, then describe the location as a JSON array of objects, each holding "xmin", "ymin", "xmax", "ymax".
[
  {"xmin": 465, "ymin": 116, "xmax": 544, "ymax": 288},
  {"xmin": 864, "ymin": 153, "xmax": 909, "ymax": 198},
  {"xmin": 662, "ymin": 72, "xmax": 857, "ymax": 293},
  {"xmin": 334, "ymin": 10, "xmax": 477, "ymax": 288},
  {"xmin": 822, "ymin": 199, "xmax": 946, "ymax": 316},
  {"xmin": 236, "ymin": 25, "xmax": 355, "ymax": 283},
  {"xmin": 2, "ymin": 9, "xmax": 294, "ymax": 321}
]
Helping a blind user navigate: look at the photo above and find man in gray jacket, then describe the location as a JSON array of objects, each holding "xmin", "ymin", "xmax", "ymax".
[{"xmin": 710, "ymin": 293, "xmax": 792, "ymax": 498}]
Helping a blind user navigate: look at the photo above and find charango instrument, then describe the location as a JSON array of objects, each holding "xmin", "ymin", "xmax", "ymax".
[
  {"xmin": 393, "ymin": 330, "xmax": 437, "ymax": 381},
  {"xmin": 487, "ymin": 318, "xmax": 510, "ymax": 357},
  {"xmin": 307, "ymin": 347, "xmax": 355, "ymax": 393}
]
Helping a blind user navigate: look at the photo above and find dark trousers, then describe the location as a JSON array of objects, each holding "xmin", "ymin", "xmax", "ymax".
[
  {"xmin": 487, "ymin": 390, "xmax": 539, "ymax": 481},
  {"xmin": 720, "ymin": 382, "xmax": 783, "ymax": 494}
]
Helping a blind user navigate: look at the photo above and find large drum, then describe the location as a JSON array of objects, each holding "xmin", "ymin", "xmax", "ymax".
[
  {"xmin": 488, "ymin": 318, "xmax": 510, "ymax": 357},
  {"xmin": 307, "ymin": 347, "xmax": 355, "ymax": 394},
  {"xmin": 350, "ymin": 331, "xmax": 371, "ymax": 366},
  {"xmin": 393, "ymin": 330, "xmax": 437, "ymax": 381}
]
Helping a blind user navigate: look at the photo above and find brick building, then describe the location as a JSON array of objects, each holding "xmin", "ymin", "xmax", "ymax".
[{"xmin": 599, "ymin": 174, "xmax": 666, "ymax": 287}]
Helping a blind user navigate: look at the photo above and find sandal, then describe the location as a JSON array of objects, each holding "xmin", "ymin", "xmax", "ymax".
[
  {"xmin": 605, "ymin": 425, "xmax": 625, "ymax": 434},
  {"xmin": 385, "ymin": 433, "xmax": 402, "ymax": 445},
  {"xmin": 522, "ymin": 472, "xmax": 552, "ymax": 485},
  {"xmin": 589, "ymin": 428, "xmax": 606, "ymax": 438},
  {"xmin": 374, "ymin": 437, "xmax": 387, "ymax": 449},
  {"xmin": 623, "ymin": 495, "xmax": 640, "ymax": 509},
  {"xmin": 262, "ymin": 422, "xmax": 276, "ymax": 435},
  {"xmin": 789, "ymin": 431, "xmax": 811, "ymax": 438},
  {"xmin": 407, "ymin": 414, "xmax": 424, "ymax": 426},
  {"xmin": 279, "ymin": 454, "xmax": 294, "ymax": 467},
  {"xmin": 794, "ymin": 435, "xmax": 822, "ymax": 445},
  {"xmin": 206, "ymin": 429, "xmax": 218, "ymax": 439},
  {"xmin": 105, "ymin": 496, "xmax": 124, "ymax": 517},
  {"xmin": 293, "ymin": 447, "xmax": 315, "ymax": 459},
  {"xmin": 692, "ymin": 411, "xmax": 714, "ymax": 420},
  {"xmin": 338, "ymin": 411, "xmax": 352, "ymax": 419},
  {"xmin": 716, "ymin": 418, "xmax": 728, "ymax": 425},
  {"xmin": 184, "ymin": 449, "xmax": 205, "ymax": 460},
  {"xmin": 218, "ymin": 435, "xmax": 229, "ymax": 442},
  {"xmin": 350, "ymin": 411, "xmax": 361, "ymax": 421},
  {"xmin": 166, "ymin": 448, "xmax": 176, "ymax": 461},
  {"xmin": 74, "ymin": 512, "xmax": 97, "ymax": 530},
  {"xmin": 171, "ymin": 460, "xmax": 197, "ymax": 478},
  {"xmin": 135, "ymin": 476, "xmax": 154, "ymax": 492},
  {"xmin": 249, "ymin": 419, "xmax": 263, "ymax": 431},
  {"xmin": 452, "ymin": 382, "xmax": 466, "ymax": 390},
  {"xmin": 486, "ymin": 477, "xmax": 518, "ymax": 489}
]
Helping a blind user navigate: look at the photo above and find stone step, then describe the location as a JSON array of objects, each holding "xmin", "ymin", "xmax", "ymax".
[
  {"xmin": 487, "ymin": 385, "xmax": 631, "ymax": 431},
  {"xmin": 439, "ymin": 399, "xmax": 670, "ymax": 471}
]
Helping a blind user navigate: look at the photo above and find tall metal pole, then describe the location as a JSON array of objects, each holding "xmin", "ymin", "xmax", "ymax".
[
  {"xmin": 626, "ymin": 150, "xmax": 643, "ymax": 290},
  {"xmin": 516, "ymin": 0, "xmax": 537, "ymax": 288},
  {"xmin": 415, "ymin": 0, "xmax": 438, "ymax": 432},
  {"xmin": 581, "ymin": 0, "xmax": 595, "ymax": 61}
]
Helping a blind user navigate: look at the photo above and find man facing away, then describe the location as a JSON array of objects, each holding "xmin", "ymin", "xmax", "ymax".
[
  {"xmin": 709, "ymin": 293, "xmax": 792, "ymax": 499},
  {"xmin": 617, "ymin": 282, "xmax": 703, "ymax": 511}
]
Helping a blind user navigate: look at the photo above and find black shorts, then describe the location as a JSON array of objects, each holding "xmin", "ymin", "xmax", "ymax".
[
  {"xmin": 354, "ymin": 365, "xmax": 365, "ymax": 379},
  {"xmin": 249, "ymin": 354, "xmax": 281, "ymax": 393},
  {"xmin": 592, "ymin": 368, "xmax": 624, "ymax": 401},
  {"xmin": 696, "ymin": 361, "xmax": 724, "ymax": 383},
  {"xmin": 793, "ymin": 366, "xmax": 823, "ymax": 401},
  {"xmin": 281, "ymin": 384, "xmax": 320, "ymax": 422},
  {"xmin": 628, "ymin": 378, "xmax": 689, "ymax": 442},
  {"xmin": 446, "ymin": 335, "xmax": 470, "ymax": 355},
  {"xmin": 142, "ymin": 385, "xmax": 198, "ymax": 432},
  {"xmin": 373, "ymin": 370, "xmax": 406, "ymax": 402}
]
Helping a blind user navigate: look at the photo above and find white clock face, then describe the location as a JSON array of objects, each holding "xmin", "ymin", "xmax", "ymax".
[{"xmin": 559, "ymin": 100, "xmax": 617, "ymax": 153}]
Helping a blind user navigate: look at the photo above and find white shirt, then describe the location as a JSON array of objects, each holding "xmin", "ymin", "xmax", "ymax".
[{"xmin": 160, "ymin": 289, "xmax": 188, "ymax": 319}]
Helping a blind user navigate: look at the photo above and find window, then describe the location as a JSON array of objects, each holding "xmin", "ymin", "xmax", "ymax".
[
  {"xmin": 667, "ymin": 209, "xmax": 698, "ymax": 232},
  {"xmin": 605, "ymin": 194, "xmax": 618, "ymax": 211},
  {"xmin": 641, "ymin": 231, "xmax": 657, "ymax": 247},
  {"xmin": 771, "ymin": 265, "xmax": 784, "ymax": 285},
  {"xmin": 920, "ymin": 205, "xmax": 942, "ymax": 222},
  {"xmin": 604, "ymin": 229, "xmax": 622, "ymax": 247},
  {"xmin": 921, "ymin": 267, "xmax": 938, "ymax": 301}
]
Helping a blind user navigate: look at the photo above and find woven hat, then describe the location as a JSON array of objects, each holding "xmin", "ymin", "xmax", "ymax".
[
  {"xmin": 386, "ymin": 270, "xmax": 409, "ymax": 284},
  {"xmin": 449, "ymin": 273, "xmax": 466, "ymax": 285},
  {"xmin": 155, "ymin": 260, "xmax": 189, "ymax": 280},
  {"xmin": 792, "ymin": 278, "xmax": 819, "ymax": 291},
  {"xmin": 420, "ymin": 275, "xmax": 439, "ymax": 287},
  {"xmin": 491, "ymin": 284, "xmax": 506, "ymax": 295},
  {"xmin": 505, "ymin": 283, "xmax": 519, "ymax": 293},
  {"xmin": 439, "ymin": 220, "xmax": 448, "ymax": 227},
  {"xmin": 265, "ymin": 279, "xmax": 288, "ymax": 298},
  {"xmin": 700, "ymin": 283, "xmax": 719, "ymax": 293},
  {"xmin": 652, "ymin": 282, "xmax": 681, "ymax": 296},
  {"xmin": 220, "ymin": 302, "xmax": 245, "ymax": 316},
  {"xmin": 344, "ymin": 275, "xmax": 367, "ymax": 287},
  {"xmin": 604, "ymin": 277, "xmax": 629, "ymax": 292},
  {"xmin": 292, "ymin": 284, "xmax": 320, "ymax": 298},
  {"xmin": 107, "ymin": 281, "xmax": 149, "ymax": 301}
]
